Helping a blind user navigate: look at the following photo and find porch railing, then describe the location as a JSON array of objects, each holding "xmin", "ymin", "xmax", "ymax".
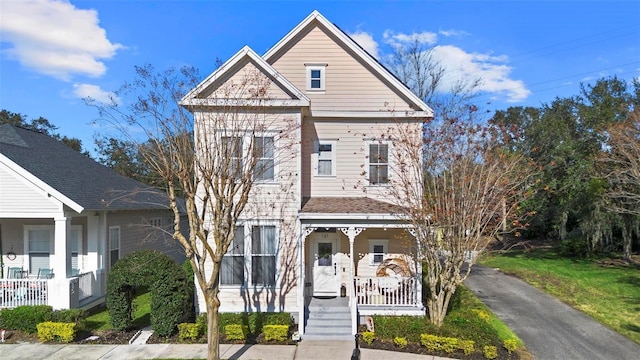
[
  {"xmin": 0, "ymin": 279, "xmax": 48, "ymax": 308},
  {"xmin": 355, "ymin": 276, "xmax": 419, "ymax": 307},
  {"xmin": 77, "ymin": 272, "xmax": 93, "ymax": 302}
]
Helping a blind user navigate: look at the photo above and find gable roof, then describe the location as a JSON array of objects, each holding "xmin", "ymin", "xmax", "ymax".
[
  {"xmin": 263, "ymin": 10, "xmax": 433, "ymax": 117},
  {"xmin": 0, "ymin": 124, "xmax": 171, "ymax": 212},
  {"xmin": 180, "ymin": 46, "xmax": 310, "ymax": 107}
]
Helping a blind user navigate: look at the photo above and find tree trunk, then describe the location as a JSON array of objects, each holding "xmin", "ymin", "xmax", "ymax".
[
  {"xmin": 426, "ymin": 284, "xmax": 454, "ymax": 327},
  {"xmin": 559, "ymin": 211, "xmax": 568, "ymax": 241},
  {"xmin": 622, "ymin": 221, "xmax": 632, "ymax": 261},
  {"xmin": 206, "ymin": 291, "xmax": 221, "ymax": 360}
]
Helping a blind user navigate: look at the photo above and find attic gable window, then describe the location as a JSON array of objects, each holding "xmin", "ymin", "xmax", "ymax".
[{"xmin": 306, "ymin": 64, "xmax": 326, "ymax": 91}]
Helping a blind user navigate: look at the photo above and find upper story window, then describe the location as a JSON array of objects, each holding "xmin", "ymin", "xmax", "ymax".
[
  {"xmin": 306, "ymin": 64, "xmax": 326, "ymax": 91},
  {"xmin": 316, "ymin": 140, "xmax": 336, "ymax": 176},
  {"xmin": 368, "ymin": 142, "xmax": 389, "ymax": 185},
  {"xmin": 253, "ymin": 136, "xmax": 275, "ymax": 181}
]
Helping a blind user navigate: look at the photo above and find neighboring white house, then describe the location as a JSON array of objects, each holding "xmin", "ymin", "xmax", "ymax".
[
  {"xmin": 180, "ymin": 10, "xmax": 433, "ymax": 339},
  {"xmin": 0, "ymin": 124, "xmax": 185, "ymax": 310}
]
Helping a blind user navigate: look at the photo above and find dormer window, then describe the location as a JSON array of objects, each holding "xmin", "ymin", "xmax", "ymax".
[{"xmin": 306, "ymin": 64, "xmax": 326, "ymax": 91}]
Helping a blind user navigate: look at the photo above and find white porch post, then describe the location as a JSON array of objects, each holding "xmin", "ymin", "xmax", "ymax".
[
  {"xmin": 408, "ymin": 228, "xmax": 424, "ymax": 309},
  {"xmin": 298, "ymin": 226, "xmax": 315, "ymax": 336},
  {"xmin": 339, "ymin": 227, "xmax": 363, "ymax": 335},
  {"xmin": 86, "ymin": 212, "xmax": 107, "ymax": 298},
  {"xmin": 53, "ymin": 217, "xmax": 71, "ymax": 278}
]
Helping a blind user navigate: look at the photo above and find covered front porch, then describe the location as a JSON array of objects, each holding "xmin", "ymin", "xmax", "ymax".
[{"xmin": 297, "ymin": 197, "xmax": 424, "ymax": 338}]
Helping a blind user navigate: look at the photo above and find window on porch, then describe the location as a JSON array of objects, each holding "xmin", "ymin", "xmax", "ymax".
[
  {"xmin": 27, "ymin": 227, "xmax": 52, "ymax": 276},
  {"xmin": 368, "ymin": 239, "xmax": 388, "ymax": 265}
]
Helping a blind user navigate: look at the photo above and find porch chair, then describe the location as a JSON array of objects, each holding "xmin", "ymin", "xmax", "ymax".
[
  {"xmin": 7, "ymin": 267, "xmax": 25, "ymax": 279},
  {"xmin": 37, "ymin": 268, "xmax": 54, "ymax": 279}
]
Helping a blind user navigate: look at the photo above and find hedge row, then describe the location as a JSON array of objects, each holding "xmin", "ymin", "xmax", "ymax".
[{"xmin": 0, "ymin": 306, "xmax": 86, "ymax": 334}]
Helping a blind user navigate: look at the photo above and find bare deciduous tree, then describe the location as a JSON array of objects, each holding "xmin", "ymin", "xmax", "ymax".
[
  {"xmin": 600, "ymin": 110, "xmax": 640, "ymax": 259},
  {"xmin": 384, "ymin": 113, "xmax": 535, "ymax": 326},
  {"xmin": 90, "ymin": 64, "xmax": 299, "ymax": 360}
]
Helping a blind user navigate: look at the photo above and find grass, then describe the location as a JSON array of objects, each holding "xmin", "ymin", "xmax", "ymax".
[
  {"xmin": 85, "ymin": 290, "xmax": 152, "ymax": 331},
  {"xmin": 481, "ymin": 248, "xmax": 640, "ymax": 344}
]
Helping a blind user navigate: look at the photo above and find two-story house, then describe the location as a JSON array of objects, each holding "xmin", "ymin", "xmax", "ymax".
[{"xmin": 180, "ymin": 10, "xmax": 433, "ymax": 340}]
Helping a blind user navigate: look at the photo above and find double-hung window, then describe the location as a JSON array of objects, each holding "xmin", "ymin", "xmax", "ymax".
[
  {"xmin": 316, "ymin": 140, "xmax": 336, "ymax": 176},
  {"xmin": 306, "ymin": 64, "xmax": 326, "ymax": 91},
  {"xmin": 369, "ymin": 240, "xmax": 389, "ymax": 265},
  {"xmin": 251, "ymin": 225, "xmax": 277, "ymax": 286},
  {"xmin": 26, "ymin": 226, "xmax": 52, "ymax": 275},
  {"xmin": 368, "ymin": 143, "xmax": 389, "ymax": 185},
  {"xmin": 223, "ymin": 136, "xmax": 243, "ymax": 179},
  {"xmin": 221, "ymin": 226, "xmax": 245, "ymax": 285},
  {"xmin": 253, "ymin": 136, "xmax": 275, "ymax": 181},
  {"xmin": 109, "ymin": 226, "xmax": 120, "ymax": 267}
]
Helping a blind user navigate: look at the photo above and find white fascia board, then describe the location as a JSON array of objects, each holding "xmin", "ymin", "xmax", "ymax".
[
  {"xmin": 180, "ymin": 98, "xmax": 309, "ymax": 107},
  {"xmin": 180, "ymin": 46, "xmax": 309, "ymax": 106},
  {"xmin": 298, "ymin": 212, "xmax": 407, "ymax": 222},
  {"xmin": 310, "ymin": 110, "xmax": 431, "ymax": 119},
  {"xmin": 262, "ymin": 11, "xmax": 434, "ymax": 117},
  {"xmin": 0, "ymin": 212, "xmax": 64, "ymax": 219},
  {"xmin": 0, "ymin": 154, "xmax": 84, "ymax": 213}
]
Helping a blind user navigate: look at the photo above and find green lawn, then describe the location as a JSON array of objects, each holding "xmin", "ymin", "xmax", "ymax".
[
  {"xmin": 85, "ymin": 290, "xmax": 152, "ymax": 330},
  {"xmin": 481, "ymin": 248, "xmax": 640, "ymax": 344}
]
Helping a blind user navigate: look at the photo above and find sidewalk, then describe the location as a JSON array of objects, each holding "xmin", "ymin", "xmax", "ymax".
[{"xmin": 0, "ymin": 341, "xmax": 453, "ymax": 360}]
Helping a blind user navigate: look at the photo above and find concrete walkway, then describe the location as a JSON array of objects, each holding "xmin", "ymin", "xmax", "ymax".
[
  {"xmin": 464, "ymin": 265, "xmax": 640, "ymax": 360},
  {"xmin": 0, "ymin": 341, "xmax": 453, "ymax": 360}
]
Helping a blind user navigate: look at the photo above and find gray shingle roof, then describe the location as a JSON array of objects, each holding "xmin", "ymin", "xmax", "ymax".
[{"xmin": 0, "ymin": 124, "xmax": 170, "ymax": 212}]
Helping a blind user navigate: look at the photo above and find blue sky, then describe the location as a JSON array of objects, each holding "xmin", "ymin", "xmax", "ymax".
[{"xmin": 1, "ymin": 0, "xmax": 639, "ymax": 154}]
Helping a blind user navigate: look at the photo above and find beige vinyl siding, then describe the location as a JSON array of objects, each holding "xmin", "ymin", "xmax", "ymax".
[
  {"xmin": 270, "ymin": 25, "xmax": 415, "ymax": 112},
  {"xmin": 301, "ymin": 117, "xmax": 421, "ymax": 203},
  {"xmin": 202, "ymin": 59, "xmax": 293, "ymax": 100},
  {"xmin": 0, "ymin": 166, "xmax": 62, "ymax": 214}
]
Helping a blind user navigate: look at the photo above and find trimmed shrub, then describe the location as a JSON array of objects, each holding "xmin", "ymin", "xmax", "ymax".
[
  {"xmin": 459, "ymin": 339, "xmax": 475, "ymax": 355},
  {"xmin": 37, "ymin": 322, "xmax": 76, "ymax": 343},
  {"xmin": 420, "ymin": 334, "xmax": 458, "ymax": 353},
  {"xmin": 225, "ymin": 324, "xmax": 248, "ymax": 340},
  {"xmin": 483, "ymin": 345, "xmax": 498, "ymax": 359},
  {"xmin": 217, "ymin": 312, "xmax": 292, "ymax": 337},
  {"xmin": 371, "ymin": 315, "xmax": 431, "ymax": 343},
  {"xmin": 362, "ymin": 331, "xmax": 375, "ymax": 345},
  {"xmin": 0, "ymin": 305, "xmax": 53, "ymax": 333},
  {"xmin": 51, "ymin": 309, "xmax": 87, "ymax": 332},
  {"xmin": 503, "ymin": 338, "xmax": 518, "ymax": 353},
  {"xmin": 178, "ymin": 323, "xmax": 201, "ymax": 342},
  {"xmin": 393, "ymin": 336, "xmax": 408, "ymax": 349},
  {"xmin": 263, "ymin": 325, "xmax": 289, "ymax": 342},
  {"xmin": 106, "ymin": 250, "xmax": 192, "ymax": 337}
]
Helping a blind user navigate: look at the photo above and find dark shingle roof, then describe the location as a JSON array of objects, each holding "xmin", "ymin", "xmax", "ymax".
[
  {"xmin": 0, "ymin": 124, "xmax": 170, "ymax": 212},
  {"xmin": 300, "ymin": 197, "xmax": 405, "ymax": 215}
]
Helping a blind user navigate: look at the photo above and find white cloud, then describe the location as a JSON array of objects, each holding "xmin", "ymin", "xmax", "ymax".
[
  {"xmin": 73, "ymin": 83, "xmax": 119, "ymax": 104},
  {"xmin": 439, "ymin": 29, "xmax": 471, "ymax": 37},
  {"xmin": 383, "ymin": 30, "xmax": 438, "ymax": 46},
  {"xmin": 0, "ymin": 0, "xmax": 122, "ymax": 80},
  {"xmin": 430, "ymin": 45, "xmax": 531, "ymax": 102},
  {"xmin": 349, "ymin": 31, "xmax": 379, "ymax": 58}
]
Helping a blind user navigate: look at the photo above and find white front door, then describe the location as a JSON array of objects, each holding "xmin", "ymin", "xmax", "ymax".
[{"xmin": 311, "ymin": 234, "xmax": 339, "ymax": 296}]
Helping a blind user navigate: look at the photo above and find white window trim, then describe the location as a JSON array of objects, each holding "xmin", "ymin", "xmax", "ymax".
[
  {"xmin": 365, "ymin": 140, "xmax": 391, "ymax": 186},
  {"xmin": 368, "ymin": 239, "xmax": 389, "ymax": 266},
  {"xmin": 314, "ymin": 139, "xmax": 337, "ymax": 177},
  {"xmin": 306, "ymin": 64, "xmax": 326, "ymax": 92},
  {"xmin": 220, "ymin": 220, "xmax": 280, "ymax": 289},
  {"xmin": 24, "ymin": 225, "xmax": 53, "ymax": 275},
  {"xmin": 252, "ymin": 133, "xmax": 279, "ymax": 184},
  {"xmin": 109, "ymin": 226, "xmax": 120, "ymax": 268}
]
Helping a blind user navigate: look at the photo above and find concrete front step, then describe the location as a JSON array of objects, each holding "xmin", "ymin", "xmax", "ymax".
[
  {"xmin": 305, "ymin": 296, "xmax": 354, "ymax": 342},
  {"xmin": 303, "ymin": 333, "xmax": 355, "ymax": 341}
]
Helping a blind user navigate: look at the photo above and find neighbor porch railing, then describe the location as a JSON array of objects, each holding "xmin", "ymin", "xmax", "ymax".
[
  {"xmin": 355, "ymin": 276, "xmax": 419, "ymax": 306},
  {"xmin": 0, "ymin": 279, "xmax": 49, "ymax": 308},
  {"xmin": 77, "ymin": 272, "xmax": 93, "ymax": 302}
]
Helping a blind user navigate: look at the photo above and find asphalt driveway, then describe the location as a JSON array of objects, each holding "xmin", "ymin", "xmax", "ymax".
[{"xmin": 464, "ymin": 265, "xmax": 640, "ymax": 360}]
